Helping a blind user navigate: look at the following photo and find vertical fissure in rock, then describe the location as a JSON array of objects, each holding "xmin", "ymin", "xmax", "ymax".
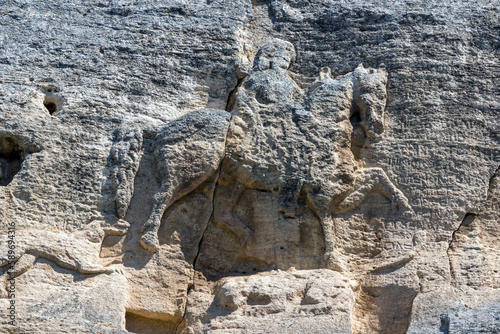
[
  {"xmin": 226, "ymin": 77, "xmax": 244, "ymax": 112},
  {"xmin": 192, "ymin": 172, "xmax": 221, "ymax": 271},
  {"xmin": 446, "ymin": 164, "xmax": 499, "ymax": 284},
  {"xmin": 192, "ymin": 114, "xmax": 232, "ymax": 270},
  {"xmin": 174, "ymin": 132, "xmax": 230, "ymax": 334},
  {"xmin": 447, "ymin": 212, "xmax": 476, "ymax": 284},
  {"xmin": 448, "ymin": 213, "xmax": 477, "ymax": 249},
  {"xmin": 176, "ymin": 104, "xmax": 235, "ymax": 334},
  {"xmin": 349, "ymin": 106, "xmax": 366, "ymax": 160},
  {"xmin": 173, "ymin": 303, "xmax": 188, "ymax": 334}
]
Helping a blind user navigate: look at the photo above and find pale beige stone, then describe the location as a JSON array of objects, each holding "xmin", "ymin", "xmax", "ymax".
[{"xmin": 0, "ymin": 1, "xmax": 498, "ymax": 333}]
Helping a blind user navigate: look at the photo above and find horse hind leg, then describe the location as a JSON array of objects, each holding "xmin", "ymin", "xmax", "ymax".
[
  {"xmin": 140, "ymin": 163, "xmax": 223, "ymax": 253},
  {"xmin": 140, "ymin": 189, "xmax": 173, "ymax": 253}
]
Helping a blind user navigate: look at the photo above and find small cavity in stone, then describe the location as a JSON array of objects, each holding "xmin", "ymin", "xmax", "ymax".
[
  {"xmin": 0, "ymin": 136, "xmax": 25, "ymax": 186},
  {"xmin": 42, "ymin": 87, "xmax": 63, "ymax": 115},
  {"xmin": 43, "ymin": 100, "xmax": 58, "ymax": 114}
]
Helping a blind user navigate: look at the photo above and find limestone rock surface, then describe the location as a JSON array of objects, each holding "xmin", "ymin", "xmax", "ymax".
[{"xmin": 0, "ymin": 0, "xmax": 499, "ymax": 333}]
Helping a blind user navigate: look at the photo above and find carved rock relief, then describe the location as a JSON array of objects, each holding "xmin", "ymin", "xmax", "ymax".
[
  {"xmin": 100, "ymin": 39, "xmax": 417, "ymax": 278},
  {"xmin": 0, "ymin": 38, "xmax": 420, "ymax": 333},
  {"xmin": 196, "ymin": 39, "xmax": 415, "ymax": 278}
]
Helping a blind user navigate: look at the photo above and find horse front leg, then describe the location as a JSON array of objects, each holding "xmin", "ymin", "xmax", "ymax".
[
  {"xmin": 334, "ymin": 168, "xmax": 414, "ymax": 218},
  {"xmin": 374, "ymin": 169, "xmax": 415, "ymax": 219},
  {"xmin": 321, "ymin": 215, "xmax": 346, "ymax": 272},
  {"xmin": 302, "ymin": 188, "xmax": 347, "ymax": 272}
]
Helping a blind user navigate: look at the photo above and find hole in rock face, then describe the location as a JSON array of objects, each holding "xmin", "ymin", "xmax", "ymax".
[
  {"xmin": 42, "ymin": 86, "xmax": 64, "ymax": 115},
  {"xmin": 125, "ymin": 312, "xmax": 179, "ymax": 334},
  {"xmin": 43, "ymin": 101, "xmax": 58, "ymax": 114},
  {"xmin": 0, "ymin": 136, "xmax": 25, "ymax": 186},
  {"xmin": 350, "ymin": 110, "xmax": 362, "ymax": 124},
  {"xmin": 247, "ymin": 292, "xmax": 271, "ymax": 306},
  {"xmin": 350, "ymin": 109, "xmax": 366, "ymax": 159}
]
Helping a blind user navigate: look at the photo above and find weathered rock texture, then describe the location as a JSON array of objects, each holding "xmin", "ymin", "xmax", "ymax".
[{"xmin": 0, "ymin": 0, "xmax": 499, "ymax": 333}]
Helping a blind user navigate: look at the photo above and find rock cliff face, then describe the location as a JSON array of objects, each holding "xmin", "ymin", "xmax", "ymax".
[{"xmin": 0, "ymin": 1, "xmax": 499, "ymax": 333}]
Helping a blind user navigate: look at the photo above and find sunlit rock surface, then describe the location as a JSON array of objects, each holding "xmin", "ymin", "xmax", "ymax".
[{"xmin": 0, "ymin": 1, "xmax": 498, "ymax": 333}]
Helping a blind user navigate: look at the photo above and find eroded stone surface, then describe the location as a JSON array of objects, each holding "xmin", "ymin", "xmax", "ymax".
[
  {"xmin": 197, "ymin": 40, "xmax": 414, "ymax": 280},
  {"xmin": 0, "ymin": 0, "xmax": 499, "ymax": 333},
  {"xmin": 182, "ymin": 269, "xmax": 354, "ymax": 334}
]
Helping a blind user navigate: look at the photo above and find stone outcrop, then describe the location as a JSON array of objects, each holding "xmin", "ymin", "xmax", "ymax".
[{"xmin": 0, "ymin": 1, "xmax": 498, "ymax": 333}]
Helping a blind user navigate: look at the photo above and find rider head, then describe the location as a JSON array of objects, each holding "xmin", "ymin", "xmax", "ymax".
[{"xmin": 253, "ymin": 39, "xmax": 296, "ymax": 71}]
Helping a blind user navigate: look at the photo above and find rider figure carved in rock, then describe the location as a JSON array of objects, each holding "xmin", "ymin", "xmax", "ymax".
[
  {"xmin": 114, "ymin": 39, "xmax": 413, "ymax": 257},
  {"xmin": 219, "ymin": 39, "xmax": 414, "ymax": 269}
]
